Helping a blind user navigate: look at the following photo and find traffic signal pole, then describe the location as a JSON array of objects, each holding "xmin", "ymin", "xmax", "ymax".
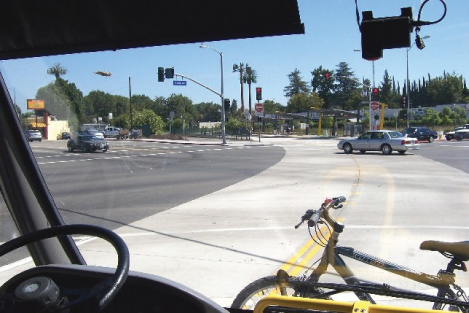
[{"xmin": 174, "ymin": 73, "xmax": 221, "ymax": 97}]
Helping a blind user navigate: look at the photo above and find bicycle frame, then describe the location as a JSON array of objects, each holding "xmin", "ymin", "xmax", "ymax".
[{"xmin": 306, "ymin": 220, "xmax": 459, "ymax": 305}]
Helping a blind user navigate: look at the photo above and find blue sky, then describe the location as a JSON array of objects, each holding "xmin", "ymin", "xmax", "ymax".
[{"xmin": 2, "ymin": 0, "xmax": 468, "ymax": 113}]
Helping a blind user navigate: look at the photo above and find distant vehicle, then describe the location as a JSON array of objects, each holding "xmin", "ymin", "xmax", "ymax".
[
  {"xmin": 24, "ymin": 129, "xmax": 42, "ymax": 142},
  {"xmin": 67, "ymin": 135, "xmax": 109, "ymax": 152},
  {"xmin": 445, "ymin": 124, "xmax": 469, "ymax": 141},
  {"xmin": 337, "ymin": 130, "xmax": 420, "ymax": 155},
  {"xmin": 129, "ymin": 128, "xmax": 142, "ymax": 139},
  {"xmin": 401, "ymin": 127, "xmax": 438, "ymax": 143},
  {"xmin": 57, "ymin": 131, "xmax": 71, "ymax": 140},
  {"xmin": 103, "ymin": 126, "xmax": 120, "ymax": 138}
]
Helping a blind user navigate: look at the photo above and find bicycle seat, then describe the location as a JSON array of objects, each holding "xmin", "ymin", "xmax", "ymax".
[{"xmin": 420, "ymin": 240, "xmax": 469, "ymax": 261}]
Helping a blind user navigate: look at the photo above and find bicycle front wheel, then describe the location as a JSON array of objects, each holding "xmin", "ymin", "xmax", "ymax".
[{"xmin": 231, "ymin": 275, "xmax": 329, "ymax": 310}]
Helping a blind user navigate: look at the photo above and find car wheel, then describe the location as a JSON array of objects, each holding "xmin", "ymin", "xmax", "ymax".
[
  {"xmin": 456, "ymin": 135, "xmax": 463, "ymax": 141},
  {"xmin": 428, "ymin": 136, "xmax": 434, "ymax": 143},
  {"xmin": 359, "ymin": 150, "xmax": 366, "ymax": 154},
  {"xmin": 398, "ymin": 150, "xmax": 406, "ymax": 155},
  {"xmin": 446, "ymin": 136, "xmax": 452, "ymax": 141},
  {"xmin": 343, "ymin": 143, "xmax": 353, "ymax": 154},
  {"xmin": 68, "ymin": 146, "xmax": 73, "ymax": 152},
  {"xmin": 381, "ymin": 144, "xmax": 392, "ymax": 155},
  {"xmin": 103, "ymin": 149, "xmax": 108, "ymax": 152}
]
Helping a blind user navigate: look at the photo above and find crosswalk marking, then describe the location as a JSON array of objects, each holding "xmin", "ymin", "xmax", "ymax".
[{"xmin": 35, "ymin": 145, "xmax": 272, "ymax": 165}]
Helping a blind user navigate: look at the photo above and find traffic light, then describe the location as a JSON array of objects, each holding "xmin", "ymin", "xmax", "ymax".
[
  {"xmin": 256, "ymin": 87, "xmax": 262, "ymax": 101},
  {"xmin": 371, "ymin": 87, "xmax": 380, "ymax": 101},
  {"xmin": 224, "ymin": 99, "xmax": 230, "ymax": 113},
  {"xmin": 165, "ymin": 68, "xmax": 174, "ymax": 79},
  {"xmin": 158, "ymin": 67, "xmax": 164, "ymax": 82}
]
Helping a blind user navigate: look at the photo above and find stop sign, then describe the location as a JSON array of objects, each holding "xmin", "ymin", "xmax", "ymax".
[
  {"xmin": 370, "ymin": 101, "xmax": 379, "ymax": 111},
  {"xmin": 255, "ymin": 103, "xmax": 264, "ymax": 113}
]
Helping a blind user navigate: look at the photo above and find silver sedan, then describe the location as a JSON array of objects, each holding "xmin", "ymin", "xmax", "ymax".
[{"xmin": 337, "ymin": 130, "xmax": 420, "ymax": 155}]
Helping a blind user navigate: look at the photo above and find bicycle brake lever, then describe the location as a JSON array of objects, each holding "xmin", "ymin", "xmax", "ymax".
[{"xmin": 294, "ymin": 220, "xmax": 304, "ymax": 229}]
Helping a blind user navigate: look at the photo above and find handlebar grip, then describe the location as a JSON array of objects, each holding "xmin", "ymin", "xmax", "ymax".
[
  {"xmin": 332, "ymin": 196, "xmax": 346, "ymax": 204},
  {"xmin": 307, "ymin": 210, "xmax": 321, "ymax": 227},
  {"xmin": 301, "ymin": 209, "xmax": 314, "ymax": 221},
  {"xmin": 311, "ymin": 211, "xmax": 321, "ymax": 224}
]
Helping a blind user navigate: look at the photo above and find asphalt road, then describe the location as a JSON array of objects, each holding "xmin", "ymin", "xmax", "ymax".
[
  {"xmin": 32, "ymin": 140, "xmax": 286, "ymax": 230},
  {"xmin": 412, "ymin": 139, "xmax": 469, "ymax": 174}
]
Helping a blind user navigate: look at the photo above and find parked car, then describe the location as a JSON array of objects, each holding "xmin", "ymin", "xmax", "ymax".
[
  {"xmin": 24, "ymin": 129, "xmax": 42, "ymax": 142},
  {"xmin": 445, "ymin": 124, "xmax": 469, "ymax": 141},
  {"xmin": 401, "ymin": 127, "xmax": 438, "ymax": 142},
  {"xmin": 67, "ymin": 135, "xmax": 109, "ymax": 152},
  {"xmin": 337, "ymin": 130, "xmax": 420, "ymax": 155},
  {"xmin": 57, "ymin": 131, "xmax": 71, "ymax": 140}
]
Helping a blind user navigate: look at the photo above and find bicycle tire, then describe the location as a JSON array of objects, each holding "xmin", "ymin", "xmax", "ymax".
[{"xmin": 231, "ymin": 275, "xmax": 330, "ymax": 310}]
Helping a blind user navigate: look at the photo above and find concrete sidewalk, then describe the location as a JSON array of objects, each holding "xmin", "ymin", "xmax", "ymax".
[{"xmin": 138, "ymin": 134, "xmax": 341, "ymax": 146}]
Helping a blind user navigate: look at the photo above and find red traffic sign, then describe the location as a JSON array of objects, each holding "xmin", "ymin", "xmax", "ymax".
[
  {"xmin": 370, "ymin": 101, "xmax": 379, "ymax": 111},
  {"xmin": 255, "ymin": 103, "xmax": 264, "ymax": 113}
]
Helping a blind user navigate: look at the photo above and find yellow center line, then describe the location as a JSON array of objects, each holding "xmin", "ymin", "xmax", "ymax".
[{"xmin": 279, "ymin": 218, "xmax": 344, "ymax": 277}]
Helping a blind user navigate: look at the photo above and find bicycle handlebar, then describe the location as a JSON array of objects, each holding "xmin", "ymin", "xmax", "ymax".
[{"xmin": 294, "ymin": 196, "xmax": 346, "ymax": 229}]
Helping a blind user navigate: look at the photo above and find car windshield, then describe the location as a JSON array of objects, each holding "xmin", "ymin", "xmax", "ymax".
[{"xmin": 1, "ymin": 1, "xmax": 468, "ymax": 312}]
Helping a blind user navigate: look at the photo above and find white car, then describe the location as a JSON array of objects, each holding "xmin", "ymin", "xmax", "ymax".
[
  {"xmin": 337, "ymin": 130, "xmax": 420, "ymax": 155},
  {"xmin": 24, "ymin": 129, "xmax": 42, "ymax": 142}
]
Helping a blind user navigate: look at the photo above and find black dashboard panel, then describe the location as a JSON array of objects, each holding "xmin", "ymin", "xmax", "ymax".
[{"xmin": 0, "ymin": 265, "xmax": 228, "ymax": 313}]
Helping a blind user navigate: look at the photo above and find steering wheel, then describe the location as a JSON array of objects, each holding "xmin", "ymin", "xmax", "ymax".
[{"xmin": 0, "ymin": 224, "xmax": 130, "ymax": 312}]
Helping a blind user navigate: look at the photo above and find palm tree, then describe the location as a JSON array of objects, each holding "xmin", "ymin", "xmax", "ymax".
[
  {"xmin": 47, "ymin": 63, "xmax": 68, "ymax": 80},
  {"xmin": 232, "ymin": 63, "xmax": 245, "ymax": 113},
  {"xmin": 244, "ymin": 65, "xmax": 258, "ymax": 116}
]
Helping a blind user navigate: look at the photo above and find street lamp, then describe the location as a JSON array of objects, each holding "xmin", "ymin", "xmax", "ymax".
[
  {"xmin": 406, "ymin": 35, "xmax": 430, "ymax": 128},
  {"xmin": 199, "ymin": 44, "xmax": 226, "ymax": 145}
]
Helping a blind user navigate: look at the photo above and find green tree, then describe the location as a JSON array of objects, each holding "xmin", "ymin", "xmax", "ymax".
[
  {"xmin": 286, "ymin": 92, "xmax": 323, "ymax": 113},
  {"xmin": 311, "ymin": 66, "xmax": 335, "ymax": 108},
  {"xmin": 47, "ymin": 63, "xmax": 68, "ymax": 79},
  {"xmin": 426, "ymin": 73, "xmax": 465, "ymax": 105},
  {"xmin": 120, "ymin": 109, "xmax": 164, "ymax": 135},
  {"xmin": 194, "ymin": 102, "xmax": 220, "ymax": 122},
  {"xmin": 379, "ymin": 70, "xmax": 394, "ymax": 107},
  {"xmin": 225, "ymin": 118, "xmax": 243, "ymax": 131},
  {"xmin": 244, "ymin": 65, "xmax": 258, "ymax": 115},
  {"xmin": 284, "ymin": 68, "xmax": 309, "ymax": 98},
  {"xmin": 333, "ymin": 62, "xmax": 360, "ymax": 110},
  {"xmin": 263, "ymin": 100, "xmax": 284, "ymax": 114},
  {"xmin": 131, "ymin": 94, "xmax": 154, "ymax": 111},
  {"xmin": 83, "ymin": 90, "xmax": 114, "ymax": 122},
  {"xmin": 232, "ymin": 63, "xmax": 246, "ymax": 112}
]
